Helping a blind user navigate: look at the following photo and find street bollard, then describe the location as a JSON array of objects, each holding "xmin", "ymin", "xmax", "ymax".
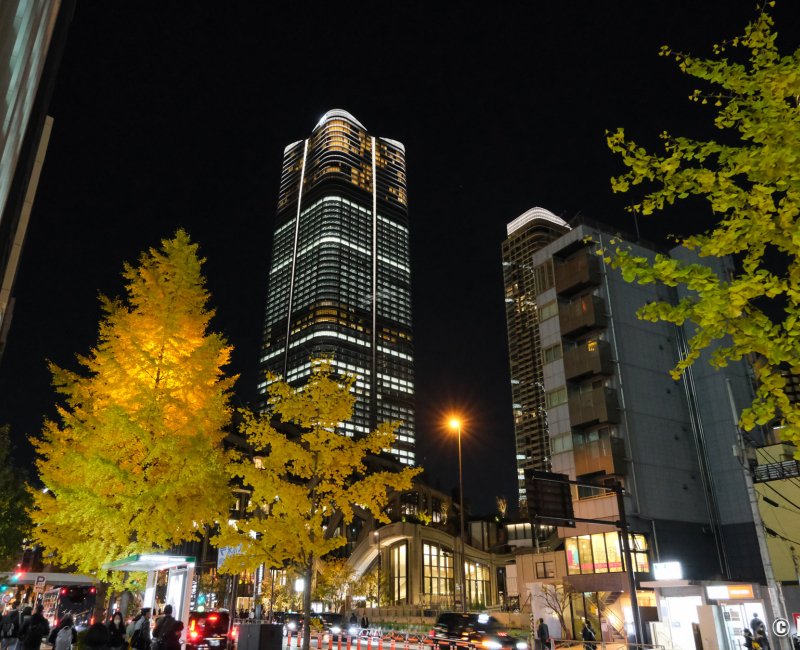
[
  {"xmin": 328, "ymin": 634, "xmax": 333, "ymax": 650},
  {"xmin": 288, "ymin": 632, "xmax": 292, "ymax": 648},
  {"xmin": 338, "ymin": 635, "xmax": 342, "ymax": 650},
  {"xmin": 357, "ymin": 635, "xmax": 362, "ymax": 650},
  {"xmin": 390, "ymin": 636, "xmax": 396, "ymax": 650},
  {"xmin": 346, "ymin": 636, "xmax": 352, "ymax": 650}
]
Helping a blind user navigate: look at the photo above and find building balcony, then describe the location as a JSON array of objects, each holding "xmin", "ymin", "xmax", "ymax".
[
  {"xmin": 574, "ymin": 435, "xmax": 626, "ymax": 477},
  {"xmin": 563, "ymin": 340, "xmax": 613, "ymax": 381},
  {"xmin": 555, "ymin": 252, "xmax": 601, "ymax": 297},
  {"xmin": 559, "ymin": 296, "xmax": 607, "ymax": 338},
  {"xmin": 569, "ymin": 387, "xmax": 620, "ymax": 428}
]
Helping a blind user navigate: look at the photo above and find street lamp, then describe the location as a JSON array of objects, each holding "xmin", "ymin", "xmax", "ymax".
[
  {"xmin": 374, "ymin": 530, "xmax": 381, "ymax": 622},
  {"xmin": 448, "ymin": 417, "xmax": 468, "ymax": 613}
]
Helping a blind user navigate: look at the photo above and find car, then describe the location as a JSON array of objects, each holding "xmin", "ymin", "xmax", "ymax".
[
  {"xmin": 429, "ymin": 612, "xmax": 528, "ymax": 650},
  {"xmin": 319, "ymin": 613, "xmax": 346, "ymax": 640},
  {"xmin": 283, "ymin": 612, "xmax": 303, "ymax": 635},
  {"xmin": 186, "ymin": 610, "xmax": 234, "ymax": 650}
]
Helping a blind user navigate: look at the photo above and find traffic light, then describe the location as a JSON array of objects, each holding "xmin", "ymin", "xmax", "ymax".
[{"xmin": 11, "ymin": 571, "xmax": 25, "ymax": 582}]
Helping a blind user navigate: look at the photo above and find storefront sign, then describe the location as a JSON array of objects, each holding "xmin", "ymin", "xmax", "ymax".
[
  {"xmin": 706, "ymin": 584, "xmax": 755, "ymax": 600},
  {"xmin": 653, "ymin": 562, "xmax": 682, "ymax": 581}
]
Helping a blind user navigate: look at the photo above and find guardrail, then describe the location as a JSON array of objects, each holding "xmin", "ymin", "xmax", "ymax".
[{"xmin": 550, "ymin": 640, "xmax": 664, "ymax": 650}]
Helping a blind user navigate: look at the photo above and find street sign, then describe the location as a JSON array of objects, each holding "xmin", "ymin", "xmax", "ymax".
[
  {"xmin": 33, "ymin": 575, "xmax": 46, "ymax": 594},
  {"xmin": 524, "ymin": 469, "xmax": 575, "ymax": 526}
]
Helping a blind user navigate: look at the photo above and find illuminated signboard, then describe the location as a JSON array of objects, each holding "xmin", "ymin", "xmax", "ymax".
[
  {"xmin": 706, "ymin": 584, "xmax": 755, "ymax": 600},
  {"xmin": 653, "ymin": 562, "xmax": 682, "ymax": 581}
]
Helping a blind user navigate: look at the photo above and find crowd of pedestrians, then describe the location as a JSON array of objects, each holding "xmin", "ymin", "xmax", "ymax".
[{"xmin": 0, "ymin": 603, "xmax": 183, "ymax": 650}]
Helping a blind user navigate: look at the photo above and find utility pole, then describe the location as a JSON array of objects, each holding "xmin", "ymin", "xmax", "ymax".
[{"xmin": 727, "ymin": 379, "xmax": 788, "ymax": 650}]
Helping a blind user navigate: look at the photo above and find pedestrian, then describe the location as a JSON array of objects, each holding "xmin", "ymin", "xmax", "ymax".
[
  {"xmin": 1, "ymin": 602, "xmax": 20, "ymax": 650},
  {"xmin": 85, "ymin": 622, "xmax": 112, "ymax": 650},
  {"xmin": 152, "ymin": 605, "xmax": 181, "ymax": 650},
  {"xmin": 536, "ymin": 618, "xmax": 550, "ymax": 650},
  {"xmin": 360, "ymin": 614, "xmax": 369, "ymax": 629},
  {"xmin": 744, "ymin": 629, "xmax": 756, "ymax": 650},
  {"xmin": 755, "ymin": 627, "xmax": 771, "ymax": 650},
  {"xmin": 751, "ymin": 614, "xmax": 766, "ymax": 635},
  {"xmin": 581, "ymin": 621, "xmax": 595, "ymax": 650},
  {"xmin": 129, "ymin": 609, "xmax": 152, "ymax": 650},
  {"xmin": 18, "ymin": 605, "xmax": 49, "ymax": 650},
  {"xmin": 49, "ymin": 616, "xmax": 78, "ymax": 650},
  {"xmin": 349, "ymin": 613, "xmax": 358, "ymax": 627},
  {"xmin": 108, "ymin": 612, "xmax": 127, "ymax": 650}
]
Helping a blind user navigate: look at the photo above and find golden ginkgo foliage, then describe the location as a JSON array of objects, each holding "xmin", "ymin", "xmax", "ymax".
[
  {"xmin": 605, "ymin": 7, "xmax": 800, "ymax": 443},
  {"xmin": 216, "ymin": 359, "xmax": 419, "ymax": 650},
  {"xmin": 32, "ymin": 230, "xmax": 235, "ymax": 586}
]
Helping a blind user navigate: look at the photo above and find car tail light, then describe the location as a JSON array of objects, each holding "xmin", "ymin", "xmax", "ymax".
[
  {"xmin": 90, "ymin": 617, "xmax": 95, "ymax": 625},
  {"xmin": 60, "ymin": 588, "xmax": 68, "ymax": 595},
  {"xmin": 208, "ymin": 614, "xmax": 219, "ymax": 622},
  {"xmin": 230, "ymin": 627, "xmax": 238, "ymax": 639},
  {"xmin": 189, "ymin": 630, "xmax": 201, "ymax": 641}
]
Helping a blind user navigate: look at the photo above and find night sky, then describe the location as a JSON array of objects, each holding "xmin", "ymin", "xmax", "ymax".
[{"xmin": 2, "ymin": 2, "xmax": 798, "ymax": 515}]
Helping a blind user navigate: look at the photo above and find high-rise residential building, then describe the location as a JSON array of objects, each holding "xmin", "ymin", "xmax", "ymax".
[
  {"xmin": 502, "ymin": 207, "xmax": 571, "ymax": 503},
  {"xmin": 523, "ymin": 215, "xmax": 762, "ymax": 573},
  {"xmin": 259, "ymin": 109, "xmax": 415, "ymax": 465},
  {"xmin": 0, "ymin": 0, "xmax": 74, "ymax": 362},
  {"xmin": 503, "ymin": 211, "xmax": 767, "ymax": 641}
]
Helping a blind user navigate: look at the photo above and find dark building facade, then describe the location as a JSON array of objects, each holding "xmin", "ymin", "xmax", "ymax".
[
  {"xmin": 502, "ymin": 207, "xmax": 571, "ymax": 504},
  {"xmin": 259, "ymin": 109, "xmax": 415, "ymax": 465}
]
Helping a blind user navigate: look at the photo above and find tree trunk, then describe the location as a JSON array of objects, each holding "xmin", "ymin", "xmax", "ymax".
[
  {"xmin": 301, "ymin": 558, "xmax": 314, "ymax": 650},
  {"xmin": 93, "ymin": 582, "xmax": 110, "ymax": 625}
]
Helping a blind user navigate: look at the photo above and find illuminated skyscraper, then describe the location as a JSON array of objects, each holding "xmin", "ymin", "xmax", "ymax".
[
  {"xmin": 259, "ymin": 109, "xmax": 415, "ymax": 464},
  {"xmin": 502, "ymin": 207, "xmax": 571, "ymax": 503}
]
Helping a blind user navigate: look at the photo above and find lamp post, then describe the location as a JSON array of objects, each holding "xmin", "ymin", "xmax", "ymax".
[
  {"xmin": 448, "ymin": 417, "xmax": 468, "ymax": 613},
  {"xmin": 374, "ymin": 529, "xmax": 381, "ymax": 623}
]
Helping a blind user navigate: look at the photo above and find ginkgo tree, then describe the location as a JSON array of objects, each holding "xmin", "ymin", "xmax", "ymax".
[
  {"xmin": 215, "ymin": 359, "xmax": 419, "ymax": 650},
  {"xmin": 32, "ymin": 230, "xmax": 235, "ymax": 591},
  {"xmin": 604, "ymin": 6, "xmax": 800, "ymax": 443}
]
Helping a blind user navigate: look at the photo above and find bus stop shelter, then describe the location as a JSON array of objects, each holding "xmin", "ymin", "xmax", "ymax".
[{"xmin": 104, "ymin": 554, "xmax": 195, "ymax": 637}]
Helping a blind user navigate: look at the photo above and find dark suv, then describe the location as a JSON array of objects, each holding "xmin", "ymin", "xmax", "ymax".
[
  {"xmin": 187, "ymin": 611, "xmax": 233, "ymax": 650},
  {"xmin": 429, "ymin": 613, "xmax": 527, "ymax": 650}
]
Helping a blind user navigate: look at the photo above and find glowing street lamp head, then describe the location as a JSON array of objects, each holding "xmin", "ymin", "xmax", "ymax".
[{"xmin": 448, "ymin": 417, "xmax": 461, "ymax": 431}]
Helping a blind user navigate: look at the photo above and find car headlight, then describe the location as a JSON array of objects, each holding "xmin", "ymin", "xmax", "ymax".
[
  {"xmin": 516, "ymin": 643, "xmax": 528, "ymax": 649},
  {"xmin": 482, "ymin": 642, "xmax": 502, "ymax": 649},
  {"xmin": 331, "ymin": 627, "xmax": 341, "ymax": 635},
  {"xmin": 288, "ymin": 622, "xmax": 297, "ymax": 630},
  {"xmin": 348, "ymin": 627, "xmax": 359, "ymax": 636}
]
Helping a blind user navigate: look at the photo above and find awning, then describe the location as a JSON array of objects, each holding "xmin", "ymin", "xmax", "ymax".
[{"xmin": 102, "ymin": 554, "xmax": 196, "ymax": 572}]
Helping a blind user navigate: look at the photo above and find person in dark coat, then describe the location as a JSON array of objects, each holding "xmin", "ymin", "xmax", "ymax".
[
  {"xmin": 1, "ymin": 603, "xmax": 21, "ymax": 650},
  {"xmin": 19, "ymin": 606, "xmax": 49, "ymax": 650},
  {"xmin": 743, "ymin": 629, "xmax": 755, "ymax": 650},
  {"xmin": 751, "ymin": 615, "xmax": 766, "ymax": 635},
  {"xmin": 536, "ymin": 619, "xmax": 550, "ymax": 650},
  {"xmin": 581, "ymin": 622, "xmax": 596, "ymax": 650},
  {"xmin": 755, "ymin": 627, "xmax": 771, "ymax": 650},
  {"xmin": 107, "ymin": 612, "xmax": 127, "ymax": 650},
  {"xmin": 86, "ymin": 623, "xmax": 112, "ymax": 650},
  {"xmin": 129, "ymin": 609, "xmax": 152, "ymax": 650},
  {"xmin": 360, "ymin": 615, "xmax": 369, "ymax": 629},
  {"xmin": 48, "ymin": 615, "xmax": 78, "ymax": 648},
  {"xmin": 152, "ymin": 605, "xmax": 181, "ymax": 650}
]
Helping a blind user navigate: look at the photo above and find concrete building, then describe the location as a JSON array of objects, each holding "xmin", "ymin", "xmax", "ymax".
[
  {"xmin": 0, "ymin": 0, "xmax": 74, "ymax": 362},
  {"xmin": 503, "ymin": 211, "xmax": 766, "ymax": 643}
]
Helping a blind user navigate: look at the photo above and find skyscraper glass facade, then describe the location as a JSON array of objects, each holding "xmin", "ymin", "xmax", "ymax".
[
  {"xmin": 259, "ymin": 109, "xmax": 415, "ymax": 464},
  {"xmin": 502, "ymin": 207, "xmax": 570, "ymax": 503}
]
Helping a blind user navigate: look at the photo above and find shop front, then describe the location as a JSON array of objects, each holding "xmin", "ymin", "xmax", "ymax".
[{"xmin": 643, "ymin": 573, "xmax": 765, "ymax": 650}]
